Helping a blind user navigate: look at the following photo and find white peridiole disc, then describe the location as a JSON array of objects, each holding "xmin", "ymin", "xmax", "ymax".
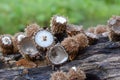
[{"xmin": 35, "ymin": 30, "xmax": 54, "ymax": 48}]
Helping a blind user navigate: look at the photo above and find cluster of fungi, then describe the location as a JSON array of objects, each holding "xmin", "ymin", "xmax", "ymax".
[{"xmin": 0, "ymin": 15, "xmax": 120, "ymax": 80}]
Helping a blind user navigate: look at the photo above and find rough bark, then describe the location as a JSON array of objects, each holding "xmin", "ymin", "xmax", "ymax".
[{"xmin": 0, "ymin": 37, "xmax": 120, "ymax": 80}]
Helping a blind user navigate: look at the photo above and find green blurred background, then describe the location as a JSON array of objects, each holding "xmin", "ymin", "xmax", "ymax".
[{"xmin": 0, "ymin": 0, "xmax": 120, "ymax": 34}]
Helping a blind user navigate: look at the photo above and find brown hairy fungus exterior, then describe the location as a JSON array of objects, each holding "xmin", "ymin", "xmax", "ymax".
[
  {"xmin": 74, "ymin": 33, "xmax": 88, "ymax": 50},
  {"xmin": 108, "ymin": 16, "xmax": 120, "ymax": 27},
  {"xmin": 108, "ymin": 16, "xmax": 120, "ymax": 41},
  {"xmin": 50, "ymin": 15, "xmax": 67, "ymax": 34},
  {"xmin": 50, "ymin": 15, "xmax": 68, "ymax": 42},
  {"xmin": 61, "ymin": 37, "xmax": 79, "ymax": 60},
  {"xmin": 50, "ymin": 71, "xmax": 68, "ymax": 80},
  {"xmin": 25, "ymin": 23, "xmax": 40, "ymax": 37},
  {"xmin": 87, "ymin": 27, "xmax": 95, "ymax": 33},
  {"xmin": 66, "ymin": 24, "xmax": 84, "ymax": 37},
  {"xmin": 67, "ymin": 67, "xmax": 86, "ymax": 80},
  {"xmin": 61, "ymin": 33, "xmax": 88, "ymax": 60},
  {"xmin": 94, "ymin": 25, "xmax": 108, "ymax": 35},
  {"xmin": 85, "ymin": 32, "xmax": 98, "ymax": 45}
]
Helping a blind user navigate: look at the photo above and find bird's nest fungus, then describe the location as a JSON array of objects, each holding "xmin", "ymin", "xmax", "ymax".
[{"xmin": 0, "ymin": 15, "xmax": 120, "ymax": 80}]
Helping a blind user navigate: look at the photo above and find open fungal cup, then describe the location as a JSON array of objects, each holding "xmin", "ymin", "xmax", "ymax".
[
  {"xmin": 47, "ymin": 43, "xmax": 68, "ymax": 65},
  {"xmin": 50, "ymin": 15, "xmax": 67, "ymax": 34},
  {"xmin": 14, "ymin": 32, "xmax": 26, "ymax": 45},
  {"xmin": 17, "ymin": 34, "xmax": 25, "ymax": 43},
  {"xmin": 56, "ymin": 16, "xmax": 67, "ymax": 24},
  {"xmin": 13, "ymin": 32, "xmax": 26, "ymax": 53},
  {"xmin": 34, "ymin": 30, "xmax": 54, "ymax": 48},
  {"xmin": 18, "ymin": 37, "xmax": 40, "ymax": 60},
  {"xmin": 2, "ymin": 36, "xmax": 11, "ymax": 45},
  {"xmin": 108, "ymin": 16, "xmax": 120, "ymax": 27},
  {"xmin": 66, "ymin": 24, "xmax": 84, "ymax": 37},
  {"xmin": 0, "ymin": 34, "xmax": 14, "ymax": 55},
  {"xmin": 0, "ymin": 35, "xmax": 13, "ymax": 47},
  {"xmin": 108, "ymin": 16, "xmax": 120, "ymax": 41},
  {"xmin": 111, "ymin": 26, "xmax": 120, "ymax": 34},
  {"xmin": 50, "ymin": 15, "xmax": 68, "ymax": 42},
  {"xmin": 85, "ymin": 32, "xmax": 98, "ymax": 45}
]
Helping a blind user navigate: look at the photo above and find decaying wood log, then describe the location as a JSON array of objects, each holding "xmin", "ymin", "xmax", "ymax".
[{"xmin": 0, "ymin": 37, "xmax": 120, "ymax": 80}]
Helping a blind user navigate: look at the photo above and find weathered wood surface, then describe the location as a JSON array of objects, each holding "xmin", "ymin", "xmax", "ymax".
[{"xmin": 0, "ymin": 37, "xmax": 120, "ymax": 80}]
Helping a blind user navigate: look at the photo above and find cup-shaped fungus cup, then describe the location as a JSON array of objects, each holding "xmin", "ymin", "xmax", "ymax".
[
  {"xmin": 13, "ymin": 32, "xmax": 26, "ymax": 53},
  {"xmin": 66, "ymin": 24, "xmax": 84, "ymax": 37},
  {"xmin": 50, "ymin": 15, "xmax": 67, "ymax": 34},
  {"xmin": 67, "ymin": 66, "xmax": 86, "ymax": 80},
  {"xmin": 50, "ymin": 15, "xmax": 68, "ymax": 42},
  {"xmin": 18, "ymin": 37, "xmax": 40, "ymax": 61},
  {"xmin": 61, "ymin": 37, "xmax": 80, "ymax": 61},
  {"xmin": 33, "ymin": 29, "xmax": 54, "ymax": 59},
  {"xmin": 50, "ymin": 71, "xmax": 68, "ymax": 80},
  {"xmin": 25, "ymin": 23, "xmax": 40, "ymax": 37},
  {"xmin": 0, "ymin": 34, "xmax": 14, "ymax": 55},
  {"xmin": 108, "ymin": 16, "xmax": 120, "ymax": 41},
  {"xmin": 47, "ymin": 43, "xmax": 68, "ymax": 65},
  {"xmin": 34, "ymin": 29, "xmax": 54, "ymax": 49}
]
